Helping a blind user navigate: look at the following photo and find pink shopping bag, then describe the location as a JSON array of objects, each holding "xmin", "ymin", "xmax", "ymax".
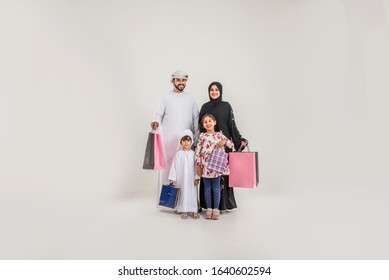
[
  {"xmin": 153, "ymin": 133, "xmax": 166, "ymax": 170},
  {"xmin": 229, "ymin": 148, "xmax": 259, "ymax": 188}
]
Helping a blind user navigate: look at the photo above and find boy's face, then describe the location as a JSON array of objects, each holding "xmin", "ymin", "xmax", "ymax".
[{"xmin": 181, "ymin": 139, "xmax": 192, "ymax": 150}]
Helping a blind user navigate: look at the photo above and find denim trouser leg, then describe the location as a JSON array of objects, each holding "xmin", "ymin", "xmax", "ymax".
[{"xmin": 203, "ymin": 177, "xmax": 221, "ymax": 209}]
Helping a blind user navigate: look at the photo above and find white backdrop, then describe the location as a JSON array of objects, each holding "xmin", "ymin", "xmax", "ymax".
[{"xmin": 1, "ymin": 0, "xmax": 389, "ymax": 259}]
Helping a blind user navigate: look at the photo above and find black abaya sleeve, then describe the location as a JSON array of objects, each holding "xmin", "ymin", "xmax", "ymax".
[{"xmin": 227, "ymin": 103, "xmax": 246, "ymax": 151}]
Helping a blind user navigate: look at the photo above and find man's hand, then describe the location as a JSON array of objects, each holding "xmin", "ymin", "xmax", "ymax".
[{"xmin": 151, "ymin": 122, "xmax": 159, "ymax": 130}]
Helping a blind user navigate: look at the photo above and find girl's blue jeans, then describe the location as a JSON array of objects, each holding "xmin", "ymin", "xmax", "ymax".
[{"xmin": 203, "ymin": 177, "xmax": 221, "ymax": 209}]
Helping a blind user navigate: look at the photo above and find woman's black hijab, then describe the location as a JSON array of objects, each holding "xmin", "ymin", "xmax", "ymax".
[{"xmin": 200, "ymin": 81, "xmax": 223, "ymax": 114}]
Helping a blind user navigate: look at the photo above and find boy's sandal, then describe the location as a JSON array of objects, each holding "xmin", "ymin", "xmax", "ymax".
[
  {"xmin": 193, "ymin": 212, "xmax": 200, "ymax": 219},
  {"xmin": 181, "ymin": 212, "xmax": 188, "ymax": 219},
  {"xmin": 212, "ymin": 209, "xmax": 220, "ymax": 220}
]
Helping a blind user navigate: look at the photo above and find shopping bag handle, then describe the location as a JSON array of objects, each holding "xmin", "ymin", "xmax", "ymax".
[
  {"xmin": 167, "ymin": 182, "xmax": 180, "ymax": 188},
  {"xmin": 237, "ymin": 144, "xmax": 250, "ymax": 153},
  {"xmin": 151, "ymin": 128, "xmax": 161, "ymax": 134}
]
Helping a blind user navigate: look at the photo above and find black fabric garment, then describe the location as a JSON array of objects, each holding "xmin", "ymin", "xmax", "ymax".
[
  {"xmin": 199, "ymin": 175, "xmax": 237, "ymax": 210},
  {"xmin": 198, "ymin": 82, "xmax": 246, "ymax": 210},
  {"xmin": 199, "ymin": 101, "xmax": 245, "ymax": 149}
]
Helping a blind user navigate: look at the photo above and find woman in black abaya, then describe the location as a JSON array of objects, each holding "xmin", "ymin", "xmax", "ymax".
[{"xmin": 198, "ymin": 81, "xmax": 248, "ymax": 211}]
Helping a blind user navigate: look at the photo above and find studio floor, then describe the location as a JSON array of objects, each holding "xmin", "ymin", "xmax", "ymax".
[{"xmin": 1, "ymin": 182, "xmax": 388, "ymax": 260}]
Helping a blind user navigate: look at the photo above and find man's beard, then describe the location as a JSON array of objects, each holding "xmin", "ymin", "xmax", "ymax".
[{"xmin": 174, "ymin": 84, "xmax": 185, "ymax": 91}]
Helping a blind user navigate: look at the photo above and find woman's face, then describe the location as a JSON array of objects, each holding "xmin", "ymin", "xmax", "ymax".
[{"xmin": 209, "ymin": 85, "xmax": 220, "ymax": 100}]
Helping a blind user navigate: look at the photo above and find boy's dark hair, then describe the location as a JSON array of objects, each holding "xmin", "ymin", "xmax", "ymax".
[{"xmin": 180, "ymin": 135, "xmax": 192, "ymax": 143}]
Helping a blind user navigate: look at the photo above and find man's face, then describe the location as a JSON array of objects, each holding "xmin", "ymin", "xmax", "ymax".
[{"xmin": 172, "ymin": 78, "xmax": 187, "ymax": 92}]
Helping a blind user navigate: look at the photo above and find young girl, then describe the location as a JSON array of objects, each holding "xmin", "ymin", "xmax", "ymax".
[
  {"xmin": 169, "ymin": 129, "xmax": 200, "ymax": 219},
  {"xmin": 195, "ymin": 114, "xmax": 234, "ymax": 220}
]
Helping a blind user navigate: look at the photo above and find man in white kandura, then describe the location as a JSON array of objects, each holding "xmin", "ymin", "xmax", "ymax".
[{"xmin": 151, "ymin": 70, "xmax": 199, "ymax": 206}]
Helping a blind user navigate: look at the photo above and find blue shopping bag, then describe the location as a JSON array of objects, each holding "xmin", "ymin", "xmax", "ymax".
[{"xmin": 158, "ymin": 183, "xmax": 180, "ymax": 209}]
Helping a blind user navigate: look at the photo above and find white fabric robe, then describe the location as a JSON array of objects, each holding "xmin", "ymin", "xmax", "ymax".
[
  {"xmin": 168, "ymin": 150, "xmax": 199, "ymax": 213},
  {"xmin": 153, "ymin": 91, "xmax": 199, "ymax": 204}
]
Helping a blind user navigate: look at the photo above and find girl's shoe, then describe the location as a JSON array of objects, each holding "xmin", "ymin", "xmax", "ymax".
[
  {"xmin": 181, "ymin": 212, "xmax": 188, "ymax": 219},
  {"xmin": 193, "ymin": 212, "xmax": 200, "ymax": 219},
  {"xmin": 204, "ymin": 209, "xmax": 212, "ymax": 219},
  {"xmin": 212, "ymin": 209, "xmax": 220, "ymax": 220}
]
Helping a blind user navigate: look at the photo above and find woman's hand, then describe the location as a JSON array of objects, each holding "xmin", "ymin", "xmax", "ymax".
[
  {"xmin": 241, "ymin": 140, "xmax": 248, "ymax": 147},
  {"xmin": 238, "ymin": 140, "xmax": 248, "ymax": 151}
]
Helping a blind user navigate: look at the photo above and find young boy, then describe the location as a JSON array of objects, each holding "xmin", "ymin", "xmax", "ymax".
[{"xmin": 169, "ymin": 129, "xmax": 200, "ymax": 219}]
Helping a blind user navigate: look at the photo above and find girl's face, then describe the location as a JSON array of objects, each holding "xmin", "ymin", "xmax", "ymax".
[
  {"xmin": 209, "ymin": 85, "xmax": 220, "ymax": 100},
  {"xmin": 203, "ymin": 116, "xmax": 216, "ymax": 132}
]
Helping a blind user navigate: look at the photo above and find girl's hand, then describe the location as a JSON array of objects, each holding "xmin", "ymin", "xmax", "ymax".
[
  {"xmin": 218, "ymin": 139, "xmax": 226, "ymax": 148},
  {"xmin": 196, "ymin": 165, "xmax": 202, "ymax": 177},
  {"xmin": 194, "ymin": 179, "xmax": 199, "ymax": 186}
]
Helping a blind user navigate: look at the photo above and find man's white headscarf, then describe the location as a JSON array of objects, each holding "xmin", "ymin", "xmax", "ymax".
[{"xmin": 171, "ymin": 70, "xmax": 188, "ymax": 81}]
